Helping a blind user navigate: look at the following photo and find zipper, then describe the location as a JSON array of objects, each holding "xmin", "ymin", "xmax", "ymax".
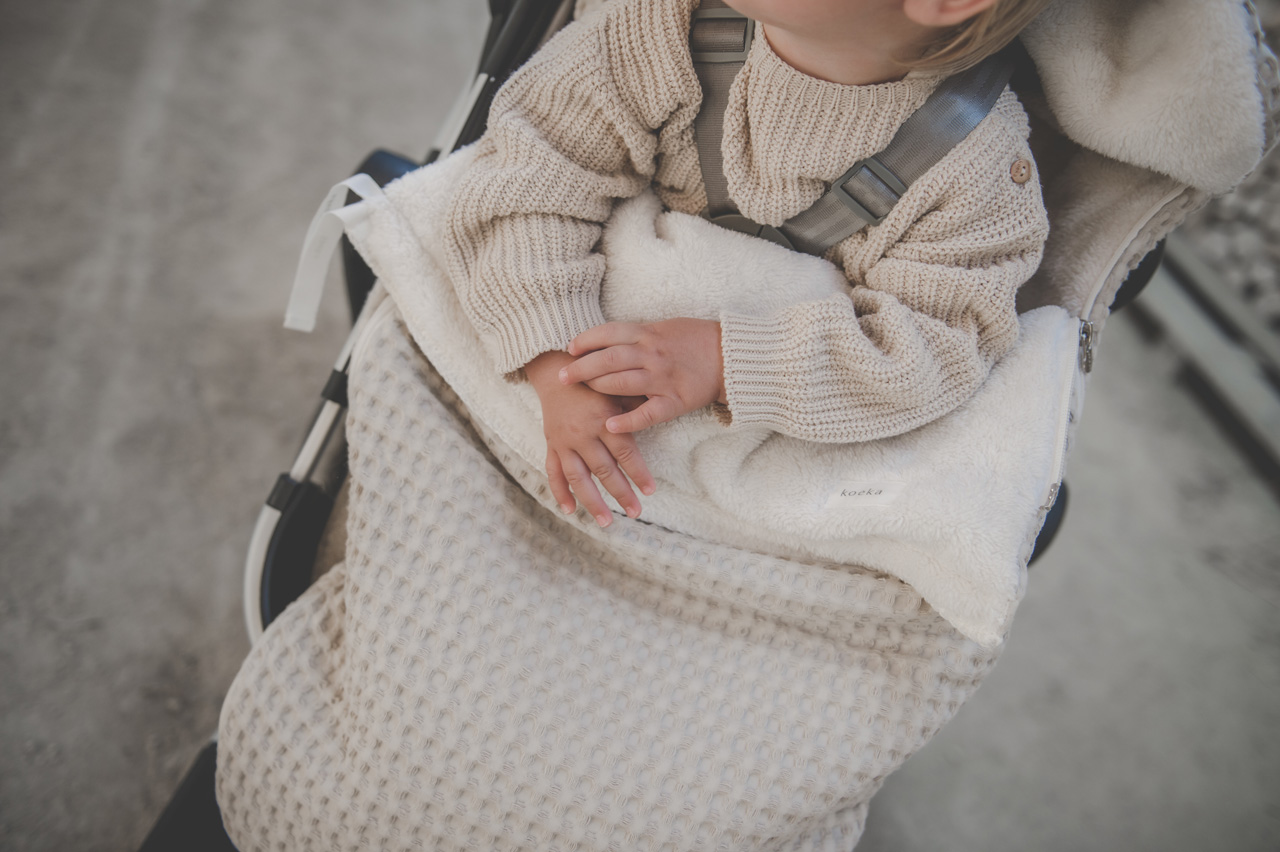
[
  {"xmin": 1039, "ymin": 319, "xmax": 1087, "ymax": 516},
  {"xmin": 1039, "ymin": 482, "xmax": 1061, "ymax": 514},
  {"xmin": 1078, "ymin": 187, "xmax": 1186, "ymax": 324},
  {"xmin": 1044, "ymin": 188, "xmax": 1187, "ymax": 512},
  {"xmin": 1078, "ymin": 319, "xmax": 1096, "ymax": 374}
]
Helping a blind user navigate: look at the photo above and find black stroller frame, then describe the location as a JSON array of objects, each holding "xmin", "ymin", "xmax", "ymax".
[
  {"xmin": 242, "ymin": 0, "xmax": 578, "ymax": 648},
  {"xmin": 138, "ymin": 1, "xmax": 1165, "ymax": 847}
]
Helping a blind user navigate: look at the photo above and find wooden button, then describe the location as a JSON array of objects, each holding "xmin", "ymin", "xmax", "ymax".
[{"xmin": 1010, "ymin": 158, "xmax": 1032, "ymax": 184}]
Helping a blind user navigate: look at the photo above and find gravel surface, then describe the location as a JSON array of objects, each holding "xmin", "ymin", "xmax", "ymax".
[{"xmin": 1178, "ymin": 1, "xmax": 1280, "ymax": 339}]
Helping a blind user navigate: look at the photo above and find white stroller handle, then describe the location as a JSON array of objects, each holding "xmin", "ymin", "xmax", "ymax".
[{"xmin": 246, "ymin": 174, "xmax": 389, "ymax": 643}]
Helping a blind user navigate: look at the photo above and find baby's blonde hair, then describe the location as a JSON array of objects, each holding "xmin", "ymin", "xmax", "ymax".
[{"xmin": 908, "ymin": 0, "xmax": 1052, "ymax": 74}]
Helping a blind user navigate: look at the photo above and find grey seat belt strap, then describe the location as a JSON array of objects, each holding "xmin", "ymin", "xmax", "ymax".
[
  {"xmin": 779, "ymin": 54, "xmax": 1015, "ymax": 255},
  {"xmin": 689, "ymin": 0, "xmax": 753, "ymax": 218},
  {"xmin": 688, "ymin": 1, "xmax": 1015, "ymax": 256}
]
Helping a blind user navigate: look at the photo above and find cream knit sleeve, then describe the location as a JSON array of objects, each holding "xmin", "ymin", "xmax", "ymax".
[
  {"xmin": 443, "ymin": 0, "xmax": 700, "ymax": 375},
  {"xmin": 718, "ymin": 95, "xmax": 1050, "ymax": 443}
]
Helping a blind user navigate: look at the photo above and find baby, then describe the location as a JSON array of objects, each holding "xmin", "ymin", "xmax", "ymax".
[{"xmin": 444, "ymin": 0, "xmax": 1051, "ymax": 527}]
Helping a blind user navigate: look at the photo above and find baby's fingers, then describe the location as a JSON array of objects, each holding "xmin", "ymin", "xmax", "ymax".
[
  {"xmin": 562, "ymin": 444, "xmax": 634, "ymax": 527},
  {"xmin": 603, "ymin": 432, "xmax": 656, "ymax": 499},
  {"xmin": 578, "ymin": 441, "xmax": 643, "ymax": 522},
  {"xmin": 606, "ymin": 396, "xmax": 681, "ymax": 434},
  {"xmin": 582, "ymin": 370, "xmax": 651, "ymax": 398},
  {"xmin": 568, "ymin": 323, "xmax": 642, "ymax": 356},
  {"xmin": 545, "ymin": 451, "xmax": 576, "ymax": 515},
  {"xmin": 560, "ymin": 346, "xmax": 642, "ymax": 386}
]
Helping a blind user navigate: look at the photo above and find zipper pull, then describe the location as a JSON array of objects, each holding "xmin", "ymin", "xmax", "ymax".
[
  {"xmin": 1040, "ymin": 482, "xmax": 1061, "ymax": 514},
  {"xmin": 1078, "ymin": 320, "xmax": 1096, "ymax": 374}
]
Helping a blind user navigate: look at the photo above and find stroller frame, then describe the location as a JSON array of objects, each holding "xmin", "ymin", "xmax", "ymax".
[
  {"xmin": 242, "ymin": 0, "xmax": 577, "ymax": 645},
  {"xmin": 139, "ymin": 4, "xmax": 572, "ymax": 849}
]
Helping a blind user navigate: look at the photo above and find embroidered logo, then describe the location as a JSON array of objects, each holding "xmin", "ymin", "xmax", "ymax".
[{"xmin": 825, "ymin": 481, "xmax": 906, "ymax": 508}]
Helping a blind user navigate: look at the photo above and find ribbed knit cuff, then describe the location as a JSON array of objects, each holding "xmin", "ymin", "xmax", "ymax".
[
  {"xmin": 718, "ymin": 311, "xmax": 801, "ymax": 430},
  {"xmin": 484, "ymin": 294, "xmax": 609, "ymax": 377}
]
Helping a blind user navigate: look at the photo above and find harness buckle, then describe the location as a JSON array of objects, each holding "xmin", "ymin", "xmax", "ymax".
[
  {"xmin": 707, "ymin": 213, "xmax": 794, "ymax": 250},
  {"xmin": 689, "ymin": 8, "xmax": 754, "ymax": 63},
  {"xmin": 830, "ymin": 157, "xmax": 909, "ymax": 227}
]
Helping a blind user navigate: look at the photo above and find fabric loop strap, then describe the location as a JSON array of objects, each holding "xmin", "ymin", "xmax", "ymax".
[{"xmin": 285, "ymin": 173, "xmax": 385, "ymax": 332}]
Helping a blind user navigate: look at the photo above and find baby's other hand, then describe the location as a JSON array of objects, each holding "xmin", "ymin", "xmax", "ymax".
[
  {"xmin": 563, "ymin": 318, "xmax": 726, "ymax": 433},
  {"xmin": 526, "ymin": 351, "xmax": 655, "ymax": 527}
]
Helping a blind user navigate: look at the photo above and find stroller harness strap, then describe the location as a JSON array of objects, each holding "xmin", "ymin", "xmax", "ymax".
[{"xmin": 689, "ymin": 0, "xmax": 1014, "ymax": 256}]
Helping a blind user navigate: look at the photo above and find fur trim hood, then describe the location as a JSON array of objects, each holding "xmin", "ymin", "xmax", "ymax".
[{"xmin": 1021, "ymin": 0, "xmax": 1273, "ymax": 195}]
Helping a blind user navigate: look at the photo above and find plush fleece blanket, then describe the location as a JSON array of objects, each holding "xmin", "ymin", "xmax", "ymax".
[{"xmin": 338, "ymin": 146, "xmax": 1079, "ymax": 647}]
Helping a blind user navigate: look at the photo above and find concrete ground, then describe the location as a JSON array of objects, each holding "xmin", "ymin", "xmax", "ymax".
[{"xmin": 1, "ymin": 1, "xmax": 1277, "ymax": 850}]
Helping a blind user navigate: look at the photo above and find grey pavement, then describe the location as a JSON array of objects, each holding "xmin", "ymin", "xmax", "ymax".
[{"xmin": 1, "ymin": 2, "xmax": 1277, "ymax": 851}]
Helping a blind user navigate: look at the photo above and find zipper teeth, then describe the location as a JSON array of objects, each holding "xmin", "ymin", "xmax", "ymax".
[
  {"xmin": 1054, "ymin": 188, "xmax": 1188, "ymax": 502},
  {"xmin": 1044, "ymin": 319, "xmax": 1084, "ymax": 495},
  {"xmin": 1080, "ymin": 188, "xmax": 1186, "ymax": 321}
]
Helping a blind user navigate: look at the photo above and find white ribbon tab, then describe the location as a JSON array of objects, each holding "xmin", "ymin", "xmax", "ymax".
[{"xmin": 284, "ymin": 173, "xmax": 385, "ymax": 332}]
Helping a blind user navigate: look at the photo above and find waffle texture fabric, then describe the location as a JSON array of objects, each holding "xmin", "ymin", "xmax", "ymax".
[
  {"xmin": 443, "ymin": 0, "xmax": 1049, "ymax": 443},
  {"xmin": 217, "ymin": 295, "xmax": 1004, "ymax": 851}
]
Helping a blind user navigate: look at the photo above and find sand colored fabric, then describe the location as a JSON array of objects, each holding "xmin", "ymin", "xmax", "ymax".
[
  {"xmin": 214, "ymin": 142, "xmax": 1074, "ymax": 851},
  {"xmin": 216, "ymin": 290, "xmax": 1004, "ymax": 852}
]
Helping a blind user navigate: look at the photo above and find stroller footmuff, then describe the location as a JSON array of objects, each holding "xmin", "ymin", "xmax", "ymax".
[
  {"xmin": 219, "ymin": 290, "xmax": 1001, "ymax": 848},
  {"xmin": 216, "ymin": 1, "xmax": 1277, "ymax": 849},
  {"xmin": 219, "ymin": 147, "xmax": 1066, "ymax": 847}
]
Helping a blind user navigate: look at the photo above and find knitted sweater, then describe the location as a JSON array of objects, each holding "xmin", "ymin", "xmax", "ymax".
[{"xmin": 443, "ymin": 0, "xmax": 1049, "ymax": 443}]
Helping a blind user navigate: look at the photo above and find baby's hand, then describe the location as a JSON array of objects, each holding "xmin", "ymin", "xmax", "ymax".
[
  {"xmin": 526, "ymin": 351, "xmax": 655, "ymax": 527},
  {"xmin": 562, "ymin": 318, "xmax": 726, "ymax": 434}
]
